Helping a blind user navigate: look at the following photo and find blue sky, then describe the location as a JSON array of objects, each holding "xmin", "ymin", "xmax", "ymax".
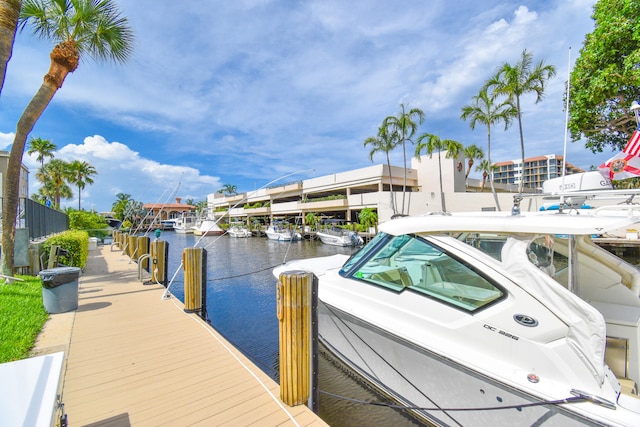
[{"xmin": 0, "ymin": 0, "xmax": 614, "ymax": 212}]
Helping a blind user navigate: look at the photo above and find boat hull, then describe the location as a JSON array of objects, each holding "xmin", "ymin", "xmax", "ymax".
[
  {"xmin": 319, "ymin": 301, "xmax": 600, "ymax": 427},
  {"xmin": 192, "ymin": 220, "xmax": 223, "ymax": 236},
  {"xmin": 265, "ymin": 229, "xmax": 301, "ymax": 241},
  {"xmin": 316, "ymin": 231, "xmax": 362, "ymax": 246},
  {"xmin": 173, "ymin": 226, "xmax": 193, "ymax": 234},
  {"xmin": 193, "ymin": 229, "xmax": 223, "ymax": 236}
]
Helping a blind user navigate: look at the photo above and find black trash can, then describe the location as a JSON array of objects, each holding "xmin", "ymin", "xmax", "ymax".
[{"xmin": 39, "ymin": 267, "xmax": 81, "ymax": 313}]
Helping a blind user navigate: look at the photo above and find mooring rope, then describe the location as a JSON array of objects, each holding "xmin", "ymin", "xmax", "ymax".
[{"xmin": 317, "ymin": 389, "xmax": 588, "ymax": 412}]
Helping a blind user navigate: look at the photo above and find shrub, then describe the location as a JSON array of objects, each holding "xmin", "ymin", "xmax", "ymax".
[
  {"xmin": 68, "ymin": 210, "xmax": 110, "ymax": 239},
  {"xmin": 42, "ymin": 230, "xmax": 89, "ymax": 269}
]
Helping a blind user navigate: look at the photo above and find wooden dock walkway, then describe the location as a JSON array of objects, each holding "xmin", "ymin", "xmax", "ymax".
[{"xmin": 32, "ymin": 245, "xmax": 327, "ymax": 426}]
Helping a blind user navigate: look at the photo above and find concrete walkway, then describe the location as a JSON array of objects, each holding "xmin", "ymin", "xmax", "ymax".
[{"xmin": 31, "ymin": 245, "xmax": 326, "ymax": 426}]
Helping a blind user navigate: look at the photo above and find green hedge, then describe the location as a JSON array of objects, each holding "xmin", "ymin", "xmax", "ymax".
[{"xmin": 42, "ymin": 230, "xmax": 89, "ymax": 269}]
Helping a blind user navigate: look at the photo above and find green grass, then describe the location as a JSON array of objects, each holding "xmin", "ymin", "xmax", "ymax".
[{"xmin": 0, "ymin": 276, "xmax": 48, "ymax": 363}]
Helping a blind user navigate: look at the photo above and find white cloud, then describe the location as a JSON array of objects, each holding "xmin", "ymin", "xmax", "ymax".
[
  {"xmin": 2, "ymin": 0, "xmax": 613, "ymax": 210},
  {"xmin": 0, "ymin": 132, "xmax": 14, "ymax": 150}
]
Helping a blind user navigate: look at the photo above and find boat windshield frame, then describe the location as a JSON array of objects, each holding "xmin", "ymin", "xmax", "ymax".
[{"xmin": 341, "ymin": 232, "xmax": 506, "ymax": 313}]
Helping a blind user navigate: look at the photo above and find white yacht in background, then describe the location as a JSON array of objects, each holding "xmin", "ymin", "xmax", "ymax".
[{"xmin": 173, "ymin": 213, "xmax": 197, "ymax": 234}]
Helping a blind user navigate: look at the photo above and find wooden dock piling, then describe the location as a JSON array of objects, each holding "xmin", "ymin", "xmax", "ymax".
[
  {"xmin": 119, "ymin": 232, "xmax": 128, "ymax": 252},
  {"xmin": 127, "ymin": 235, "xmax": 137, "ymax": 259},
  {"xmin": 150, "ymin": 240, "xmax": 168, "ymax": 286},
  {"xmin": 183, "ymin": 247, "xmax": 207, "ymax": 317},
  {"xmin": 136, "ymin": 236, "xmax": 150, "ymax": 270},
  {"xmin": 277, "ymin": 271, "xmax": 318, "ymax": 409}
]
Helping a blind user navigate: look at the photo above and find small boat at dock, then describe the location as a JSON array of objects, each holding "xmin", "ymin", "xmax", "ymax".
[
  {"xmin": 228, "ymin": 222, "xmax": 251, "ymax": 238},
  {"xmin": 316, "ymin": 219, "xmax": 363, "ymax": 247},
  {"xmin": 192, "ymin": 219, "xmax": 223, "ymax": 236},
  {"xmin": 265, "ymin": 223, "xmax": 301, "ymax": 241}
]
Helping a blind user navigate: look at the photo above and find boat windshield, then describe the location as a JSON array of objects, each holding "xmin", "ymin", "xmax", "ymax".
[{"xmin": 342, "ymin": 233, "xmax": 504, "ymax": 312}]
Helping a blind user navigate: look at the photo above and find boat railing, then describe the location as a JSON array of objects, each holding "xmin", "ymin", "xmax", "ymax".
[{"xmin": 592, "ymin": 204, "xmax": 640, "ymax": 217}]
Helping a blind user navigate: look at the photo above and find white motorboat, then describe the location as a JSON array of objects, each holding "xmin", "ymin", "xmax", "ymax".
[
  {"xmin": 192, "ymin": 219, "xmax": 223, "ymax": 236},
  {"xmin": 228, "ymin": 223, "xmax": 251, "ymax": 238},
  {"xmin": 173, "ymin": 213, "xmax": 197, "ymax": 234},
  {"xmin": 316, "ymin": 219, "xmax": 363, "ymax": 247},
  {"xmin": 159, "ymin": 219, "xmax": 177, "ymax": 230},
  {"xmin": 274, "ymin": 199, "xmax": 640, "ymax": 426},
  {"xmin": 265, "ymin": 224, "xmax": 301, "ymax": 241}
]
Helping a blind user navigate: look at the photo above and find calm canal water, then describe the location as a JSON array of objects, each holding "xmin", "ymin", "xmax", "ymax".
[{"xmin": 157, "ymin": 232, "xmax": 425, "ymax": 427}]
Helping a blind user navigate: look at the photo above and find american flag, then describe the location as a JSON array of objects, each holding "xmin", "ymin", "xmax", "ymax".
[
  {"xmin": 599, "ymin": 128, "xmax": 640, "ymax": 180},
  {"xmin": 623, "ymin": 129, "xmax": 640, "ymax": 156}
]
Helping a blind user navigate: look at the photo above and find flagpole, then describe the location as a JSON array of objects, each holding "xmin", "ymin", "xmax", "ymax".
[
  {"xmin": 560, "ymin": 47, "xmax": 571, "ymax": 210},
  {"xmin": 561, "ymin": 47, "xmax": 571, "ymax": 183}
]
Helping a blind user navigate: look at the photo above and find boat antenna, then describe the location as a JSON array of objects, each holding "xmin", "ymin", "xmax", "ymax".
[{"xmin": 560, "ymin": 47, "xmax": 571, "ymax": 213}]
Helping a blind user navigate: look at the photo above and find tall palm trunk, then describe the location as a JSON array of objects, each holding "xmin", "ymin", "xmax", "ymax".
[
  {"xmin": 385, "ymin": 154, "xmax": 397, "ymax": 215},
  {"xmin": 437, "ymin": 151, "xmax": 446, "ymax": 212},
  {"xmin": 401, "ymin": 139, "xmax": 407, "ymax": 215},
  {"xmin": 516, "ymin": 96, "xmax": 525, "ymax": 193},
  {"xmin": 0, "ymin": 0, "xmax": 21, "ymax": 94},
  {"xmin": 487, "ymin": 126, "xmax": 501, "ymax": 210},
  {"xmin": 1, "ymin": 41, "xmax": 78, "ymax": 275}
]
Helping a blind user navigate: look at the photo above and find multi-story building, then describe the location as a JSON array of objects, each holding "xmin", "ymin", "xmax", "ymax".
[
  {"xmin": 208, "ymin": 151, "xmax": 566, "ymax": 226},
  {"xmin": 493, "ymin": 154, "xmax": 584, "ymax": 190},
  {"xmin": 0, "ymin": 150, "xmax": 30, "ymax": 201}
]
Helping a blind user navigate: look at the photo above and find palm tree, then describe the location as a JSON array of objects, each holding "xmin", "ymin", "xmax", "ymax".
[
  {"xmin": 358, "ymin": 207, "xmax": 378, "ymax": 233},
  {"xmin": 124, "ymin": 200, "xmax": 146, "ymax": 229},
  {"xmin": 364, "ymin": 126, "xmax": 398, "ymax": 215},
  {"xmin": 414, "ymin": 133, "xmax": 463, "ymax": 213},
  {"xmin": 382, "ymin": 103, "xmax": 425, "ymax": 215},
  {"xmin": 67, "ymin": 160, "xmax": 97, "ymax": 210},
  {"xmin": 461, "ymin": 87, "xmax": 516, "ymax": 210},
  {"xmin": 27, "ymin": 136, "xmax": 57, "ymax": 169},
  {"xmin": 484, "ymin": 49, "xmax": 556, "ymax": 193},
  {"xmin": 305, "ymin": 212, "xmax": 319, "ymax": 231},
  {"xmin": 36, "ymin": 159, "xmax": 72, "ymax": 208},
  {"xmin": 476, "ymin": 159, "xmax": 496, "ymax": 192},
  {"xmin": 2, "ymin": 0, "xmax": 133, "ymax": 274},
  {"xmin": 217, "ymin": 184, "xmax": 237, "ymax": 196},
  {"xmin": 462, "ymin": 144, "xmax": 485, "ymax": 183},
  {"xmin": 112, "ymin": 193, "xmax": 132, "ymax": 220},
  {"xmin": 0, "ymin": 0, "xmax": 22, "ymax": 94},
  {"xmin": 31, "ymin": 192, "xmax": 47, "ymax": 204}
]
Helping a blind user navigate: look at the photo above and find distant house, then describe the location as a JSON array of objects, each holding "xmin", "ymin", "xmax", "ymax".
[{"xmin": 143, "ymin": 197, "xmax": 196, "ymax": 230}]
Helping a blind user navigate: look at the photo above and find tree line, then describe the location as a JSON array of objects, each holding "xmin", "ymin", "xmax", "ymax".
[
  {"xmin": 365, "ymin": 48, "xmax": 555, "ymax": 216},
  {"xmin": 27, "ymin": 136, "xmax": 97, "ymax": 210}
]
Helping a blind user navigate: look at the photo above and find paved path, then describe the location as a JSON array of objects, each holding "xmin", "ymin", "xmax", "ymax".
[{"xmin": 32, "ymin": 245, "xmax": 326, "ymax": 426}]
